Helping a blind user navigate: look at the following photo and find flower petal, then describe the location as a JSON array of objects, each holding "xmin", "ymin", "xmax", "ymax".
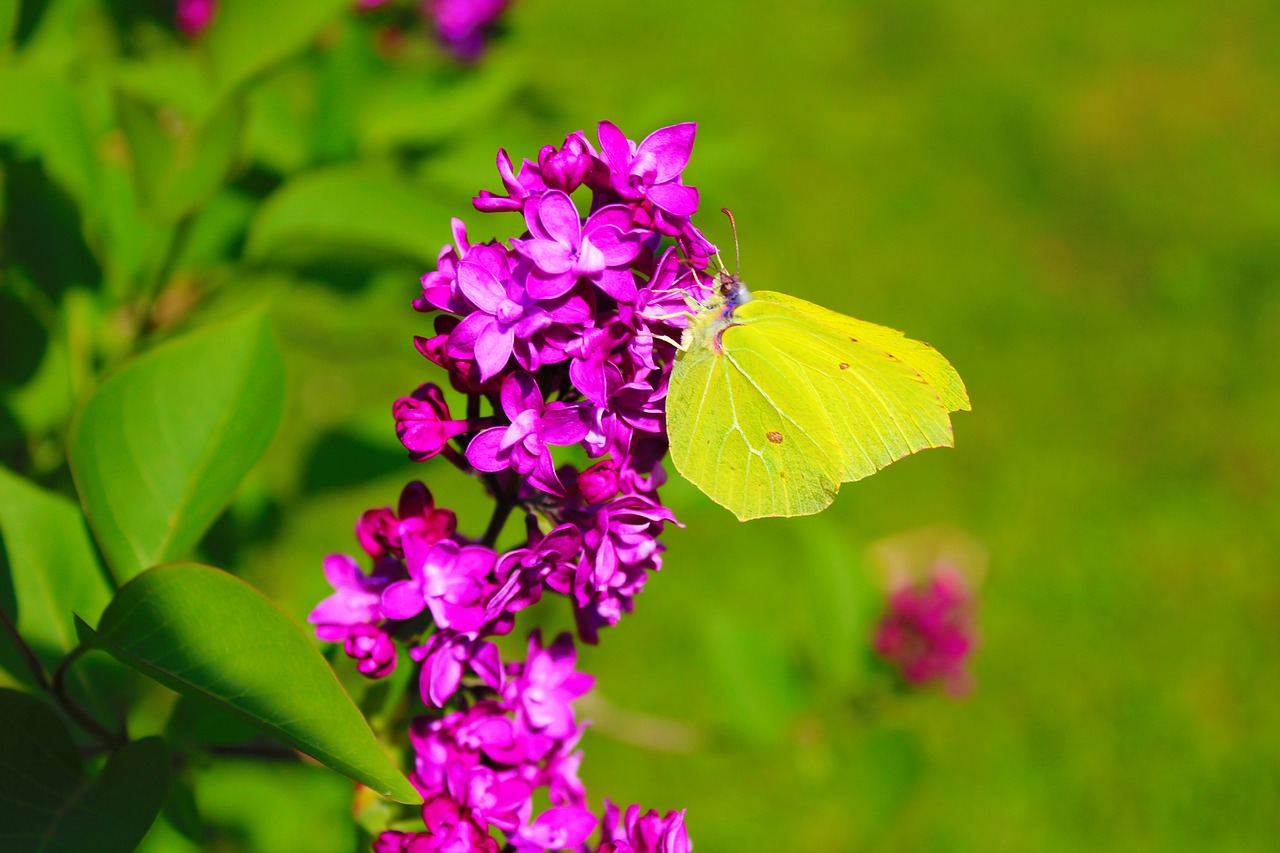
[
  {"xmin": 645, "ymin": 181, "xmax": 700, "ymax": 216},
  {"xmin": 466, "ymin": 427, "xmax": 510, "ymax": 472},
  {"xmin": 636, "ymin": 122, "xmax": 696, "ymax": 183}
]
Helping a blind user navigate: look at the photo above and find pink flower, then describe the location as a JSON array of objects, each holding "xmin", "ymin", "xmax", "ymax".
[
  {"xmin": 465, "ymin": 372, "xmax": 592, "ymax": 495},
  {"xmin": 873, "ymin": 564, "xmax": 977, "ymax": 696},
  {"xmin": 175, "ymin": 0, "xmax": 216, "ymax": 37}
]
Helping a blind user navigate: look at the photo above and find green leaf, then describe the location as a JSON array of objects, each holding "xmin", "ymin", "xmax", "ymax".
[
  {"xmin": 0, "ymin": 688, "xmax": 170, "ymax": 853},
  {"xmin": 116, "ymin": 92, "xmax": 243, "ymax": 223},
  {"xmin": 0, "ymin": 469, "xmax": 114, "ymax": 698},
  {"xmin": 246, "ymin": 165, "xmax": 453, "ymax": 267},
  {"xmin": 204, "ymin": 0, "xmax": 351, "ymax": 96},
  {"xmin": 69, "ymin": 311, "xmax": 285, "ymax": 580},
  {"xmin": 83, "ymin": 562, "xmax": 421, "ymax": 803}
]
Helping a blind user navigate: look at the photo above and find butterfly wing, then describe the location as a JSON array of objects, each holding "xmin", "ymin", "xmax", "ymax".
[
  {"xmin": 667, "ymin": 291, "xmax": 968, "ymax": 520},
  {"xmin": 667, "ymin": 328, "xmax": 845, "ymax": 520},
  {"xmin": 751, "ymin": 290, "xmax": 971, "ymax": 413}
]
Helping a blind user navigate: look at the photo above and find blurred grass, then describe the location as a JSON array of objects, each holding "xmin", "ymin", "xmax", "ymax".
[{"xmin": 8, "ymin": 0, "xmax": 1280, "ymax": 848}]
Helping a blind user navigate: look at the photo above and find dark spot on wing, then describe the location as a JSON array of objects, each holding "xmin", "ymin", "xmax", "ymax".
[
  {"xmin": 849, "ymin": 337, "xmax": 859, "ymax": 343},
  {"xmin": 839, "ymin": 362, "xmax": 849, "ymax": 370},
  {"xmin": 766, "ymin": 431, "xmax": 784, "ymax": 444}
]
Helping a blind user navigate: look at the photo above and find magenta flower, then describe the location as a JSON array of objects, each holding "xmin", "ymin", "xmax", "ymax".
[
  {"xmin": 448, "ymin": 764, "xmax": 532, "ymax": 833},
  {"xmin": 512, "ymin": 805, "xmax": 598, "ymax": 851},
  {"xmin": 513, "ymin": 192, "xmax": 642, "ymax": 301},
  {"xmin": 382, "ymin": 538, "xmax": 497, "ymax": 634},
  {"xmin": 413, "ymin": 631, "xmax": 504, "ymax": 707},
  {"xmin": 308, "ymin": 554, "xmax": 397, "ymax": 642},
  {"xmin": 505, "ymin": 631, "xmax": 594, "ymax": 739},
  {"xmin": 344, "ymin": 623, "xmax": 398, "ymax": 678},
  {"xmin": 596, "ymin": 122, "xmax": 699, "ymax": 217},
  {"xmin": 175, "ymin": 0, "xmax": 216, "ymax": 37},
  {"xmin": 537, "ymin": 131, "xmax": 597, "ymax": 194},
  {"xmin": 356, "ymin": 481, "xmax": 459, "ymax": 562},
  {"xmin": 425, "ymin": 0, "xmax": 511, "ymax": 61},
  {"xmin": 396, "ymin": 383, "xmax": 486, "ymax": 461},
  {"xmin": 474, "ymin": 150, "xmax": 546, "ymax": 213},
  {"xmin": 597, "ymin": 802, "xmax": 691, "ymax": 853},
  {"xmin": 445, "ymin": 254, "xmax": 592, "ymax": 380},
  {"xmin": 873, "ymin": 564, "xmax": 976, "ymax": 696},
  {"xmin": 465, "ymin": 372, "xmax": 591, "ymax": 495},
  {"xmin": 487, "ymin": 524, "xmax": 583, "ymax": 620},
  {"xmin": 577, "ymin": 459, "xmax": 620, "ymax": 504}
]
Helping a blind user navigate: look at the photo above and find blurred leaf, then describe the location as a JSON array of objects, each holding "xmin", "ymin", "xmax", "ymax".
[
  {"xmin": 198, "ymin": 759, "xmax": 360, "ymax": 853},
  {"xmin": 116, "ymin": 92, "xmax": 243, "ymax": 223},
  {"xmin": 69, "ymin": 311, "xmax": 285, "ymax": 580},
  {"xmin": 0, "ymin": 688, "xmax": 170, "ymax": 853},
  {"xmin": 204, "ymin": 0, "xmax": 350, "ymax": 96},
  {"xmin": 80, "ymin": 562, "xmax": 422, "ymax": 803},
  {"xmin": 0, "ymin": 0, "xmax": 17, "ymax": 54},
  {"xmin": 0, "ymin": 66, "xmax": 98, "ymax": 218},
  {"xmin": 0, "ymin": 468, "xmax": 113, "ymax": 689},
  {"xmin": 359, "ymin": 61, "xmax": 520, "ymax": 154},
  {"xmin": 246, "ymin": 165, "xmax": 452, "ymax": 267}
]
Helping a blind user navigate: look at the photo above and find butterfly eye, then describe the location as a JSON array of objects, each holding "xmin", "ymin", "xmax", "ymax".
[{"xmin": 718, "ymin": 276, "xmax": 738, "ymax": 298}]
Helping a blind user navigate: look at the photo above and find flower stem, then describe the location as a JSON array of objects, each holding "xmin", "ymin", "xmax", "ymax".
[
  {"xmin": 481, "ymin": 475, "xmax": 521, "ymax": 548},
  {"xmin": 52, "ymin": 646, "xmax": 126, "ymax": 747},
  {"xmin": 0, "ymin": 608, "xmax": 51, "ymax": 691}
]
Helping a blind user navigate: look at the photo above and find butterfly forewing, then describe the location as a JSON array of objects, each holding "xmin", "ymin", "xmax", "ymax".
[{"xmin": 750, "ymin": 290, "xmax": 971, "ymax": 413}]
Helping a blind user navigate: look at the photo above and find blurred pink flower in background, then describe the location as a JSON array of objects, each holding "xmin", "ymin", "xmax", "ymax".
[
  {"xmin": 175, "ymin": 0, "xmax": 216, "ymax": 36},
  {"xmin": 874, "ymin": 563, "xmax": 976, "ymax": 696},
  {"xmin": 869, "ymin": 526, "xmax": 985, "ymax": 697}
]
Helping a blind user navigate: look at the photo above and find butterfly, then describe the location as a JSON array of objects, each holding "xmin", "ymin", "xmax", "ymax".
[{"xmin": 664, "ymin": 215, "xmax": 970, "ymax": 521}]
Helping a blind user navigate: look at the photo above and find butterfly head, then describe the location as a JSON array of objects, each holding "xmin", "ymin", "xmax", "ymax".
[{"xmin": 715, "ymin": 270, "xmax": 752, "ymax": 312}]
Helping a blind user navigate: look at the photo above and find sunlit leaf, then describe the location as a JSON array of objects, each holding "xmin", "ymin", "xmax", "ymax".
[
  {"xmin": 81, "ymin": 562, "xmax": 421, "ymax": 803},
  {"xmin": 0, "ymin": 688, "xmax": 170, "ymax": 853},
  {"xmin": 246, "ymin": 165, "xmax": 453, "ymax": 267},
  {"xmin": 69, "ymin": 311, "xmax": 285, "ymax": 580}
]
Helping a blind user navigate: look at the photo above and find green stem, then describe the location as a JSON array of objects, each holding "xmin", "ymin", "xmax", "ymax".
[
  {"xmin": 481, "ymin": 475, "xmax": 521, "ymax": 549},
  {"xmin": 52, "ymin": 646, "xmax": 126, "ymax": 747},
  {"xmin": 0, "ymin": 608, "xmax": 51, "ymax": 691}
]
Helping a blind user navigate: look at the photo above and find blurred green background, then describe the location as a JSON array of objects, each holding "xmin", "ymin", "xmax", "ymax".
[{"xmin": 3, "ymin": 0, "xmax": 1279, "ymax": 850}]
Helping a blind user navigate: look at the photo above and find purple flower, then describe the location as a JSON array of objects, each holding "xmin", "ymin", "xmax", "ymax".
[
  {"xmin": 474, "ymin": 150, "xmax": 546, "ymax": 213},
  {"xmin": 873, "ymin": 564, "xmax": 976, "ymax": 696},
  {"xmin": 505, "ymin": 631, "xmax": 593, "ymax": 739},
  {"xmin": 382, "ymin": 538, "xmax": 497, "ymax": 634},
  {"xmin": 424, "ymin": 0, "xmax": 511, "ymax": 61},
  {"xmin": 577, "ymin": 459, "xmax": 620, "ymax": 504},
  {"xmin": 356, "ymin": 481, "xmax": 459, "ymax": 562},
  {"xmin": 448, "ymin": 764, "xmax": 532, "ymax": 833},
  {"xmin": 512, "ymin": 806, "xmax": 598, "ymax": 851},
  {"xmin": 396, "ymin": 383, "xmax": 485, "ymax": 461},
  {"xmin": 597, "ymin": 802, "xmax": 691, "ymax": 853},
  {"xmin": 513, "ymin": 192, "xmax": 642, "ymax": 301},
  {"xmin": 175, "ymin": 0, "xmax": 216, "ymax": 36},
  {"xmin": 413, "ymin": 631, "xmax": 505, "ymax": 707},
  {"xmin": 309, "ymin": 554, "xmax": 397, "ymax": 642},
  {"xmin": 344, "ymin": 623, "xmax": 398, "ymax": 678},
  {"xmin": 537, "ymin": 132, "xmax": 597, "ymax": 194},
  {"xmin": 445, "ymin": 254, "xmax": 592, "ymax": 380},
  {"xmin": 596, "ymin": 122, "xmax": 699, "ymax": 217},
  {"xmin": 487, "ymin": 524, "xmax": 583, "ymax": 619},
  {"xmin": 465, "ymin": 372, "xmax": 591, "ymax": 495}
]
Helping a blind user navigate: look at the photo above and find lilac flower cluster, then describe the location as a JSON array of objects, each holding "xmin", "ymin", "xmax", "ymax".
[
  {"xmin": 312, "ymin": 122, "xmax": 709, "ymax": 851},
  {"xmin": 873, "ymin": 563, "xmax": 977, "ymax": 696}
]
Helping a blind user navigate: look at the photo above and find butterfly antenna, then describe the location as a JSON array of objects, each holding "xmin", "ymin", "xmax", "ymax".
[{"xmin": 721, "ymin": 208, "xmax": 741, "ymax": 276}]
